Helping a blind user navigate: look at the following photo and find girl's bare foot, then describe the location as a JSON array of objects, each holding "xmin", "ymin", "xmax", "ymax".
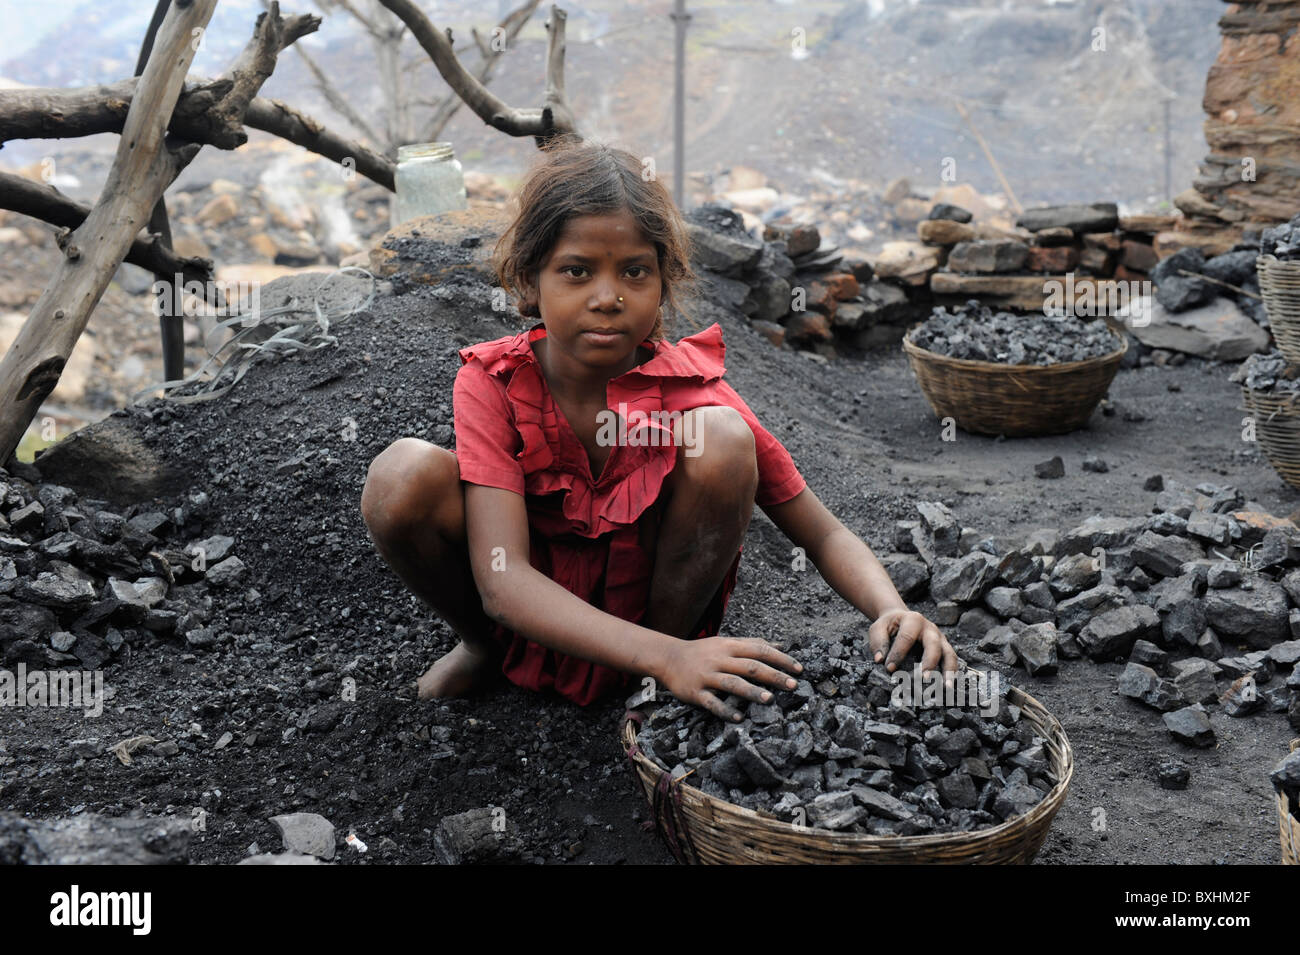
[{"xmin": 416, "ymin": 641, "xmax": 500, "ymax": 700}]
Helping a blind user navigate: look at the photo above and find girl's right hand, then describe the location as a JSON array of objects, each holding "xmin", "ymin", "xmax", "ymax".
[{"xmin": 658, "ymin": 635, "xmax": 804, "ymax": 723}]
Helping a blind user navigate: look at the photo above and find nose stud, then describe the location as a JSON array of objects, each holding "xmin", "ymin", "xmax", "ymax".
[{"xmin": 618, "ymin": 296, "xmax": 623, "ymax": 303}]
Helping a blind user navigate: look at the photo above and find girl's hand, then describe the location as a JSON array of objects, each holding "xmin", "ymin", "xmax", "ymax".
[
  {"xmin": 869, "ymin": 608, "xmax": 960, "ymax": 684},
  {"xmin": 659, "ymin": 635, "xmax": 804, "ymax": 723}
]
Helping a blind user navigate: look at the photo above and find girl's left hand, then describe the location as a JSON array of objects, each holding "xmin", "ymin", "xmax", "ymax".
[{"xmin": 868, "ymin": 608, "xmax": 959, "ymax": 683}]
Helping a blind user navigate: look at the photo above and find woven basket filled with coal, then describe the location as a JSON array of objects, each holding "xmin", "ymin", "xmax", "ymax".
[
  {"xmin": 620, "ymin": 632, "xmax": 1073, "ymax": 865},
  {"xmin": 902, "ymin": 301, "xmax": 1127, "ymax": 438}
]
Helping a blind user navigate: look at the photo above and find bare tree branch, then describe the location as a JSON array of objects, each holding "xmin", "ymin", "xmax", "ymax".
[
  {"xmin": 0, "ymin": 81, "xmax": 396, "ymax": 190},
  {"xmin": 0, "ymin": 171, "xmax": 216, "ymax": 289},
  {"xmin": 374, "ymin": 0, "xmax": 578, "ymax": 144},
  {"xmin": 419, "ymin": 0, "xmax": 542, "ymax": 143}
]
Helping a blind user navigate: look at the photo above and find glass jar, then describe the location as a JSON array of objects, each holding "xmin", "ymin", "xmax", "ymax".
[{"xmin": 391, "ymin": 142, "xmax": 468, "ymax": 228}]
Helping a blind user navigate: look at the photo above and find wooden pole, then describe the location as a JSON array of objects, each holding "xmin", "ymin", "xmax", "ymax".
[{"xmin": 0, "ymin": 0, "xmax": 218, "ymax": 465}]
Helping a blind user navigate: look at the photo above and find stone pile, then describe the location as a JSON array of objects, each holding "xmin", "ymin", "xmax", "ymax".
[
  {"xmin": 634, "ymin": 634, "xmax": 1055, "ymax": 836},
  {"xmin": 1179, "ymin": 3, "xmax": 1300, "ymax": 246},
  {"xmin": 884, "ymin": 484, "xmax": 1300, "ymax": 754},
  {"xmin": 682, "ymin": 204, "xmax": 923, "ymax": 358},
  {"xmin": 0, "ymin": 460, "xmax": 251, "ymax": 671},
  {"xmin": 907, "ymin": 300, "xmax": 1121, "ymax": 365},
  {"xmin": 924, "ymin": 202, "xmax": 1170, "ymax": 314}
]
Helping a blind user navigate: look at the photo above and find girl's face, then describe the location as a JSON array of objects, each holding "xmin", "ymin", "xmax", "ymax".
[{"xmin": 528, "ymin": 209, "xmax": 663, "ymax": 382}]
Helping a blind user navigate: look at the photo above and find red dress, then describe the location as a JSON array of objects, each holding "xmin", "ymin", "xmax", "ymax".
[{"xmin": 451, "ymin": 320, "xmax": 807, "ymax": 705}]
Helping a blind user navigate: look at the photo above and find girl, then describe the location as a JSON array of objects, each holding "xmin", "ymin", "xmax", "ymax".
[{"xmin": 360, "ymin": 141, "xmax": 957, "ymax": 723}]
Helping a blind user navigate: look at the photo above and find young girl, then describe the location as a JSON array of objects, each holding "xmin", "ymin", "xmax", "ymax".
[{"xmin": 360, "ymin": 141, "xmax": 957, "ymax": 723}]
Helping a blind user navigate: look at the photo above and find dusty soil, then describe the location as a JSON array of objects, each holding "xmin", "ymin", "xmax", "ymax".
[{"xmin": 3, "ymin": 269, "xmax": 1296, "ymax": 865}]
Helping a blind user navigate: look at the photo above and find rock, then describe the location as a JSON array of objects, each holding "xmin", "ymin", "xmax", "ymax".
[
  {"xmin": 205, "ymin": 556, "xmax": 248, "ymax": 588},
  {"xmin": 0, "ymin": 811, "xmax": 190, "ymax": 864},
  {"xmin": 1034, "ymin": 456, "xmax": 1064, "ymax": 479},
  {"xmin": 1157, "ymin": 574, "xmax": 1207, "ymax": 649},
  {"xmin": 1131, "ymin": 531, "xmax": 1206, "ymax": 579},
  {"xmin": 1185, "ymin": 511, "xmax": 1234, "ymax": 545},
  {"xmin": 1206, "ymin": 561, "xmax": 1242, "ymax": 588},
  {"xmin": 1048, "ymin": 552, "xmax": 1102, "ymax": 600},
  {"xmin": 270, "ymin": 812, "xmax": 336, "ymax": 861},
  {"xmin": 1017, "ymin": 203, "xmax": 1119, "ymax": 234},
  {"xmin": 996, "ymin": 551, "xmax": 1044, "ymax": 589},
  {"xmin": 1078, "ymin": 604, "xmax": 1161, "ymax": 661},
  {"xmin": 1131, "ymin": 299, "xmax": 1269, "ymax": 360},
  {"xmin": 870, "ymin": 241, "xmax": 944, "ymax": 286},
  {"xmin": 1156, "ymin": 758, "xmax": 1190, "ymax": 791},
  {"xmin": 928, "ymin": 203, "xmax": 973, "ymax": 224},
  {"xmin": 1167, "ymin": 659, "xmax": 1218, "ymax": 705},
  {"xmin": 1267, "ymin": 639, "xmax": 1300, "ymax": 667},
  {"xmin": 936, "ymin": 772, "xmax": 979, "ymax": 809},
  {"xmin": 1130, "ymin": 640, "xmax": 1168, "ymax": 671},
  {"xmin": 432, "ymin": 807, "xmax": 522, "ymax": 864},
  {"xmin": 1203, "ymin": 581, "xmax": 1289, "ymax": 648},
  {"xmin": 19, "ymin": 570, "xmax": 96, "ymax": 613},
  {"xmin": 1058, "ymin": 516, "xmax": 1146, "ymax": 555},
  {"xmin": 918, "ymin": 219, "xmax": 975, "ymax": 246},
  {"xmin": 850, "ymin": 786, "xmax": 914, "ymax": 820},
  {"xmin": 880, "ymin": 555, "xmax": 930, "ymax": 601},
  {"xmin": 1163, "ymin": 704, "xmax": 1216, "ymax": 748},
  {"xmin": 958, "ymin": 607, "xmax": 1000, "ymax": 640},
  {"xmin": 984, "ymin": 587, "xmax": 1025, "ymax": 619},
  {"xmin": 992, "ymin": 781, "xmax": 1043, "ymax": 821},
  {"xmin": 916, "ymin": 501, "xmax": 961, "ymax": 558},
  {"xmin": 1081, "ymin": 455, "xmax": 1109, "ymax": 473},
  {"xmin": 929, "ymin": 553, "xmax": 999, "ymax": 604},
  {"xmin": 946, "ymin": 239, "xmax": 1029, "ymax": 273},
  {"xmin": 1010, "ymin": 624, "xmax": 1059, "ymax": 676}
]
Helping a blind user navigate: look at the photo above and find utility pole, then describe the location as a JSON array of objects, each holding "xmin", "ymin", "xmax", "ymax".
[{"xmin": 669, "ymin": 0, "xmax": 691, "ymax": 208}]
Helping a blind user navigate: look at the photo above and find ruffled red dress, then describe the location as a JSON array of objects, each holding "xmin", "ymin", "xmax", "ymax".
[{"xmin": 451, "ymin": 321, "xmax": 806, "ymax": 705}]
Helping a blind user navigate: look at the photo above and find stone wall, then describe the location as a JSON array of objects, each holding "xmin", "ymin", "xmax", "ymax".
[{"xmin": 1176, "ymin": 0, "xmax": 1300, "ymax": 243}]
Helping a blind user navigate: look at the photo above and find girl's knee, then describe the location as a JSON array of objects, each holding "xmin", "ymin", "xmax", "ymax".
[
  {"xmin": 676, "ymin": 406, "xmax": 757, "ymax": 488},
  {"xmin": 362, "ymin": 437, "xmax": 461, "ymax": 536}
]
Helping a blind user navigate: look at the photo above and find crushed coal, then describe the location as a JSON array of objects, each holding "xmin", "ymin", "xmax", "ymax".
[
  {"xmin": 632, "ymin": 634, "xmax": 1054, "ymax": 836},
  {"xmin": 1229, "ymin": 351, "xmax": 1300, "ymax": 395},
  {"xmin": 908, "ymin": 300, "xmax": 1122, "ymax": 365},
  {"xmin": 1261, "ymin": 212, "xmax": 1300, "ymax": 261}
]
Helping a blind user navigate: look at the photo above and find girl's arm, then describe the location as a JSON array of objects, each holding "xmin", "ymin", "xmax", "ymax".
[
  {"xmin": 464, "ymin": 483, "xmax": 803, "ymax": 721},
  {"xmin": 760, "ymin": 487, "xmax": 959, "ymax": 679}
]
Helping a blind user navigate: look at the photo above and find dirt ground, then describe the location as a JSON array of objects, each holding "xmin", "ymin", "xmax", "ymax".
[{"xmin": 4, "ymin": 270, "xmax": 1296, "ymax": 865}]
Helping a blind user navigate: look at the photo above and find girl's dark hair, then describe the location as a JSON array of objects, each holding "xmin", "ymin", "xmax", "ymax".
[{"xmin": 492, "ymin": 139, "xmax": 699, "ymax": 342}]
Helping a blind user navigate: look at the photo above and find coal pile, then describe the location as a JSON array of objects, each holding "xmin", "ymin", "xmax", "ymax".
[
  {"xmin": 907, "ymin": 300, "xmax": 1121, "ymax": 365},
  {"xmin": 886, "ymin": 484, "xmax": 1300, "ymax": 757},
  {"xmin": 1229, "ymin": 351, "xmax": 1300, "ymax": 396},
  {"xmin": 1261, "ymin": 213, "xmax": 1300, "ymax": 261},
  {"xmin": 1150, "ymin": 242, "xmax": 1268, "ymax": 326},
  {"xmin": 0, "ymin": 460, "xmax": 246, "ymax": 674},
  {"xmin": 633, "ymin": 635, "xmax": 1055, "ymax": 837}
]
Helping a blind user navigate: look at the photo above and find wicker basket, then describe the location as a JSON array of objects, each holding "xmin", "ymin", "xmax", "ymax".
[
  {"xmin": 1258, "ymin": 255, "xmax": 1300, "ymax": 365},
  {"xmin": 1239, "ymin": 386, "xmax": 1300, "ymax": 491},
  {"xmin": 1280, "ymin": 738, "xmax": 1300, "ymax": 866},
  {"xmin": 901, "ymin": 324, "xmax": 1127, "ymax": 437},
  {"xmin": 621, "ymin": 681, "xmax": 1074, "ymax": 864}
]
